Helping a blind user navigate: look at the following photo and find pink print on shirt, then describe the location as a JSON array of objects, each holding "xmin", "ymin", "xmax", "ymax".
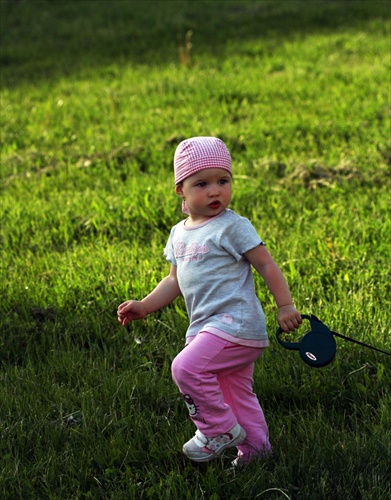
[{"xmin": 174, "ymin": 242, "xmax": 210, "ymax": 262}]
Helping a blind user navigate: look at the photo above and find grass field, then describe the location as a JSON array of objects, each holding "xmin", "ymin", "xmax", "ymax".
[{"xmin": 1, "ymin": 0, "xmax": 390, "ymax": 498}]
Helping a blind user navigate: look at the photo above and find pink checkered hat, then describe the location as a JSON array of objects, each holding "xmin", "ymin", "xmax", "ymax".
[{"xmin": 174, "ymin": 137, "xmax": 232, "ymax": 184}]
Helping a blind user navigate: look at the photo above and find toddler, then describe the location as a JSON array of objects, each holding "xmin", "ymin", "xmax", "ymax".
[{"xmin": 118, "ymin": 137, "xmax": 302, "ymax": 464}]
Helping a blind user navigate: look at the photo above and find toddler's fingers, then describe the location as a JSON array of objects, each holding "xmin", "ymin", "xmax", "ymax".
[
  {"xmin": 118, "ymin": 312, "xmax": 129, "ymax": 321},
  {"xmin": 122, "ymin": 316, "xmax": 131, "ymax": 327},
  {"xmin": 117, "ymin": 302, "xmax": 128, "ymax": 312},
  {"xmin": 118, "ymin": 304, "xmax": 132, "ymax": 316},
  {"xmin": 292, "ymin": 316, "xmax": 302, "ymax": 329},
  {"xmin": 280, "ymin": 317, "xmax": 300, "ymax": 333}
]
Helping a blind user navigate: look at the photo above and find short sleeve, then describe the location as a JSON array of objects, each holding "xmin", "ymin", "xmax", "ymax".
[
  {"xmin": 163, "ymin": 226, "xmax": 177, "ymax": 265},
  {"xmin": 220, "ymin": 216, "xmax": 265, "ymax": 262}
]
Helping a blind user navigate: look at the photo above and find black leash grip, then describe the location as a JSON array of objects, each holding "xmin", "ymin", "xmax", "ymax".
[
  {"xmin": 276, "ymin": 314, "xmax": 391, "ymax": 368},
  {"xmin": 276, "ymin": 315, "xmax": 337, "ymax": 367}
]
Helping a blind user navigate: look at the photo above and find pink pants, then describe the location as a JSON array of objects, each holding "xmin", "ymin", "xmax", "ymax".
[{"xmin": 171, "ymin": 331, "xmax": 271, "ymax": 461}]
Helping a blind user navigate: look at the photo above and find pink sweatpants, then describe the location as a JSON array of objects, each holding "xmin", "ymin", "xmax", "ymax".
[{"xmin": 171, "ymin": 331, "xmax": 271, "ymax": 462}]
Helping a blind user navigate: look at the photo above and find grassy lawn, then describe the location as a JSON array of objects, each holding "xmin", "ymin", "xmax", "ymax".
[{"xmin": 1, "ymin": 1, "xmax": 390, "ymax": 498}]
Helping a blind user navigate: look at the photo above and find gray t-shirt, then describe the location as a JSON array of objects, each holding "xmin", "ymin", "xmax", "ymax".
[{"xmin": 164, "ymin": 209, "xmax": 268, "ymax": 346}]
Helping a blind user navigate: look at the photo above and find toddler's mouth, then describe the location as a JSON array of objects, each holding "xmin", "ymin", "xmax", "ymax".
[{"xmin": 208, "ymin": 201, "xmax": 221, "ymax": 209}]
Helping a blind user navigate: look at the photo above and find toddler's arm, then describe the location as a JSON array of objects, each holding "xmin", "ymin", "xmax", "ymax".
[
  {"xmin": 117, "ymin": 264, "xmax": 181, "ymax": 327},
  {"xmin": 244, "ymin": 244, "xmax": 302, "ymax": 333}
]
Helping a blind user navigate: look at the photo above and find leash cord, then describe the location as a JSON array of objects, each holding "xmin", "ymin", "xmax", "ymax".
[{"xmin": 331, "ymin": 331, "xmax": 391, "ymax": 356}]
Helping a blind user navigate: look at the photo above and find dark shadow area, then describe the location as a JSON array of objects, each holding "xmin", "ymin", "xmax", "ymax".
[
  {"xmin": 1, "ymin": 0, "xmax": 389, "ymax": 87},
  {"xmin": 0, "ymin": 300, "xmax": 105, "ymax": 366}
]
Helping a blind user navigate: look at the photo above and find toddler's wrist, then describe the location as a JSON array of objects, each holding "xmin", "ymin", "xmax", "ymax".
[{"xmin": 140, "ymin": 299, "xmax": 151, "ymax": 316}]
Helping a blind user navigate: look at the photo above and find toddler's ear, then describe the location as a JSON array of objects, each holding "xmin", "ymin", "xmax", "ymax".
[{"xmin": 175, "ymin": 184, "xmax": 184, "ymax": 197}]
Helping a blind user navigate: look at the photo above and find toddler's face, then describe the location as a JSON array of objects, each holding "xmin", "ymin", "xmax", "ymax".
[{"xmin": 176, "ymin": 168, "xmax": 232, "ymax": 224}]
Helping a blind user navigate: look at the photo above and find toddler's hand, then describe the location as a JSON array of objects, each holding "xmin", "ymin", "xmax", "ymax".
[
  {"xmin": 117, "ymin": 300, "xmax": 147, "ymax": 327},
  {"xmin": 277, "ymin": 305, "xmax": 302, "ymax": 333}
]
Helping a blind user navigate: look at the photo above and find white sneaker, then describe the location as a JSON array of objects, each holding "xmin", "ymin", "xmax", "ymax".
[
  {"xmin": 182, "ymin": 423, "xmax": 246, "ymax": 462},
  {"xmin": 231, "ymin": 457, "xmax": 243, "ymax": 467}
]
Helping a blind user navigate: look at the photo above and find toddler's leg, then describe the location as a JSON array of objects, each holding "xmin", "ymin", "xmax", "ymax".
[
  {"xmin": 218, "ymin": 363, "xmax": 272, "ymax": 462},
  {"xmin": 171, "ymin": 332, "xmax": 238, "ymax": 436}
]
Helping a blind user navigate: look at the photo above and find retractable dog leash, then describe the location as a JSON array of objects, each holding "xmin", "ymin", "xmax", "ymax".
[{"xmin": 276, "ymin": 314, "xmax": 391, "ymax": 368}]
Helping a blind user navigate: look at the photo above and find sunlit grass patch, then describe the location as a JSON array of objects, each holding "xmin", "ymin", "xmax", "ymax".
[{"xmin": 1, "ymin": 0, "xmax": 390, "ymax": 498}]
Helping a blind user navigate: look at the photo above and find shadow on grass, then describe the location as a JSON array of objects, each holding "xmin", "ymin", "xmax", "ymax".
[
  {"xmin": 1, "ymin": 0, "xmax": 389, "ymax": 87},
  {"xmin": 0, "ymin": 297, "xmax": 121, "ymax": 366}
]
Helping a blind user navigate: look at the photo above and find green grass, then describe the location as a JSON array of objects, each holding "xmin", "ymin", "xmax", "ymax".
[{"xmin": 1, "ymin": 0, "xmax": 390, "ymax": 498}]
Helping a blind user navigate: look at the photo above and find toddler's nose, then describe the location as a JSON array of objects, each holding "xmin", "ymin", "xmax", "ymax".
[{"xmin": 208, "ymin": 184, "xmax": 220, "ymax": 196}]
